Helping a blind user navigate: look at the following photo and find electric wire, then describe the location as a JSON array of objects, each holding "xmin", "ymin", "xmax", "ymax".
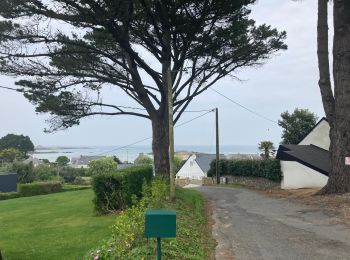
[
  {"xmin": 93, "ymin": 109, "xmax": 215, "ymax": 156},
  {"xmin": 210, "ymin": 87, "xmax": 278, "ymax": 124}
]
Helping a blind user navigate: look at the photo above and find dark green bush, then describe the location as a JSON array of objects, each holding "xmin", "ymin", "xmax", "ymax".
[
  {"xmin": 59, "ymin": 167, "xmax": 86, "ymax": 183},
  {"xmin": 11, "ymin": 162, "xmax": 35, "ymax": 183},
  {"xmin": 0, "ymin": 192, "xmax": 20, "ymax": 200},
  {"xmin": 18, "ymin": 181, "xmax": 62, "ymax": 196},
  {"xmin": 208, "ymin": 159, "xmax": 281, "ymax": 181},
  {"xmin": 92, "ymin": 166, "xmax": 153, "ymax": 214}
]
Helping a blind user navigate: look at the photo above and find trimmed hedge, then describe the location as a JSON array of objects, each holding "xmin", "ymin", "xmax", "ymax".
[
  {"xmin": 92, "ymin": 166, "xmax": 153, "ymax": 214},
  {"xmin": 18, "ymin": 181, "xmax": 62, "ymax": 196},
  {"xmin": 0, "ymin": 192, "xmax": 20, "ymax": 200},
  {"xmin": 207, "ymin": 159, "xmax": 282, "ymax": 181}
]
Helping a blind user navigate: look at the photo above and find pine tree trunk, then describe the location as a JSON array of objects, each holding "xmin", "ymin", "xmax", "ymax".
[
  {"xmin": 320, "ymin": 0, "xmax": 350, "ymax": 194},
  {"xmin": 151, "ymin": 113, "xmax": 170, "ymax": 178}
]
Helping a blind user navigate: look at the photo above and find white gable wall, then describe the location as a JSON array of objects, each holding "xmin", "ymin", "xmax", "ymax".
[
  {"xmin": 299, "ymin": 119, "xmax": 330, "ymax": 150},
  {"xmin": 176, "ymin": 154, "xmax": 206, "ymax": 180},
  {"xmin": 281, "ymin": 161, "xmax": 328, "ymax": 189}
]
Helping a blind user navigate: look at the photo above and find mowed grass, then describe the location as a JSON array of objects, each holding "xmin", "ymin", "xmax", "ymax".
[{"xmin": 0, "ymin": 189, "xmax": 116, "ymax": 260}]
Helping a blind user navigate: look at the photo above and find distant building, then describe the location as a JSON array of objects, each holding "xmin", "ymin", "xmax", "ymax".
[
  {"xmin": 276, "ymin": 118, "xmax": 330, "ymax": 189},
  {"xmin": 177, "ymin": 153, "xmax": 218, "ymax": 180},
  {"xmin": 71, "ymin": 155, "xmax": 106, "ymax": 168}
]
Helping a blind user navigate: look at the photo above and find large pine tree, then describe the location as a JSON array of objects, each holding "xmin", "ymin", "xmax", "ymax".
[{"xmin": 0, "ymin": 0, "xmax": 286, "ymax": 177}]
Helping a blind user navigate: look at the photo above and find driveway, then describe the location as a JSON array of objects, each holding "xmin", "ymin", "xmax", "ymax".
[{"xmin": 198, "ymin": 186, "xmax": 350, "ymax": 260}]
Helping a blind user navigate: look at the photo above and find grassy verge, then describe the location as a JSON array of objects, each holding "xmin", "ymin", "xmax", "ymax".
[
  {"xmin": 0, "ymin": 189, "xmax": 115, "ymax": 260},
  {"xmin": 89, "ymin": 187, "xmax": 216, "ymax": 260},
  {"xmin": 168, "ymin": 188, "xmax": 216, "ymax": 260}
]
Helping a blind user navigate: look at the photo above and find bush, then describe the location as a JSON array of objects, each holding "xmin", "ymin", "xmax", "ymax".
[
  {"xmin": 88, "ymin": 157, "xmax": 116, "ymax": 176},
  {"xmin": 18, "ymin": 181, "xmax": 62, "ymax": 196},
  {"xmin": 0, "ymin": 192, "xmax": 20, "ymax": 200},
  {"xmin": 88, "ymin": 179, "xmax": 168, "ymax": 259},
  {"xmin": 74, "ymin": 176, "xmax": 91, "ymax": 185},
  {"xmin": 11, "ymin": 162, "xmax": 35, "ymax": 183},
  {"xmin": 208, "ymin": 159, "xmax": 282, "ymax": 181},
  {"xmin": 92, "ymin": 166, "xmax": 153, "ymax": 214},
  {"xmin": 59, "ymin": 167, "xmax": 86, "ymax": 183},
  {"xmin": 34, "ymin": 164, "xmax": 57, "ymax": 181}
]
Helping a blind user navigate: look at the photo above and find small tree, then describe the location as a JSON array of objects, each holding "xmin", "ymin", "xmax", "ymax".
[
  {"xmin": 0, "ymin": 148, "xmax": 22, "ymax": 162},
  {"xmin": 258, "ymin": 141, "xmax": 275, "ymax": 159},
  {"xmin": 56, "ymin": 156, "xmax": 70, "ymax": 167},
  {"xmin": 88, "ymin": 158, "xmax": 116, "ymax": 176},
  {"xmin": 278, "ymin": 108, "xmax": 318, "ymax": 144},
  {"xmin": 134, "ymin": 153, "xmax": 153, "ymax": 165},
  {"xmin": 0, "ymin": 134, "xmax": 34, "ymax": 157}
]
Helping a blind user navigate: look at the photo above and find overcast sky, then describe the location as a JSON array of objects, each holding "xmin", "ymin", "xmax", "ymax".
[{"xmin": 0, "ymin": 1, "xmax": 330, "ymax": 148}]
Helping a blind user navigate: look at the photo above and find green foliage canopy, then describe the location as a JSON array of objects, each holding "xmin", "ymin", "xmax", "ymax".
[
  {"xmin": 56, "ymin": 156, "xmax": 70, "ymax": 167},
  {"xmin": 134, "ymin": 154, "xmax": 153, "ymax": 165},
  {"xmin": 88, "ymin": 157, "xmax": 116, "ymax": 176},
  {"xmin": 0, "ymin": 0, "xmax": 287, "ymax": 131},
  {"xmin": 0, "ymin": 148, "xmax": 22, "ymax": 162},
  {"xmin": 278, "ymin": 108, "xmax": 318, "ymax": 144},
  {"xmin": 0, "ymin": 134, "xmax": 34, "ymax": 156}
]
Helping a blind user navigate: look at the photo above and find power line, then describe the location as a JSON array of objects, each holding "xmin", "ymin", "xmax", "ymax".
[
  {"xmin": 175, "ymin": 109, "xmax": 215, "ymax": 128},
  {"xmin": 93, "ymin": 109, "xmax": 215, "ymax": 156},
  {"xmin": 210, "ymin": 87, "xmax": 278, "ymax": 124}
]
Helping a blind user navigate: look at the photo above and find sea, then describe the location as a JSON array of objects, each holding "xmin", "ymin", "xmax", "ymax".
[{"xmin": 33, "ymin": 145, "xmax": 260, "ymax": 163}]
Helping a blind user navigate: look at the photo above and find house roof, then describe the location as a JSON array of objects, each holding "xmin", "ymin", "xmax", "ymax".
[
  {"xmin": 195, "ymin": 154, "xmax": 217, "ymax": 173},
  {"xmin": 71, "ymin": 155, "xmax": 106, "ymax": 165},
  {"xmin": 276, "ymin": 144, "xmax": 330, "ymax": 176}
]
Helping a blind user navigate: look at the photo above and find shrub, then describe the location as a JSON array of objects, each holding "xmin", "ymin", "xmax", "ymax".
[
  {"xmin": 74, "ymin": 176, "xmax": 91, "ymax": 185},
  {"xmin": 88, "ymin": 179, "xmax": 168, "ymax": 259},
  {"xmin": 18, "ymin": 181, "xmax": 62, "ymax": 196},
  {"xmin": 208, "ymin": 159, "xmax": 282, "ymax": 181},
  {"xmin": 134, "ymin": 153, "xmax": 153, "ymax": 165},
  {"xmin": 59, "ymin": 167, "xmax": 86, "ymax": 183},
  {"xmin": 0, "ymin": 192, "xmax": 20, "ymax": 200},
  {"xmin": 88, "ymin": 157, "xmax": 116, "ymax": 176},
  {"xmin": 11, "ymin": 162, "xmax": 35, "ymax": 183},
  {"xmin": 34, "ymin": 164, "xmax": 57, "ymax": 181},
  {"xmin": 92, "ymin": 166, "xmax": 153, "ymax": 214}
]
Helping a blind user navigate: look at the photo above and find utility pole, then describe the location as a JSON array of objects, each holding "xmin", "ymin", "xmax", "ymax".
[
  {"xmin": 216, "ymin": 108, "xmax": 220, "ymax": 184},
  {"xmin": 167, "ymin": 67, "xmax": 175, "ymax": 200}
]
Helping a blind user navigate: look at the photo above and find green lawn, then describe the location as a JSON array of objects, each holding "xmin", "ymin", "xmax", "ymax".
[{"xmin": 0, "ymin": 189, "xmax": 116, "ymax": 260}]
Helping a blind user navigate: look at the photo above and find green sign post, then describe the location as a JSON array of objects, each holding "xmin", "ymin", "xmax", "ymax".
[{"xmin": 145, "ymin": 209, "xmax": 176, "ymax": 260}]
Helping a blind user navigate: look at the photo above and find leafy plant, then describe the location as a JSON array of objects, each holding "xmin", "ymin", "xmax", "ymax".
[
  {"xmin": 92, "ymin": 166, "xmax": 153, "ymax": 214},
  {"xmin": 88, "ymin": 158, "xmax": 116, "ymax": 176},
  {"xmin": 11, "ymin": 162, "xmax": 35, "ymax": 183},
  {"xmin": 18, "ymin": 181, "xmax": 62, "ymax": 196},
  {"xmin": 208, "ymin": 159, "xmax": 282, "ymax": 181}
]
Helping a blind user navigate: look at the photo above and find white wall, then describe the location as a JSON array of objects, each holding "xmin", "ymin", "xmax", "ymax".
[
  {"xmin": 176, "ymin": 154, "xmax": 206, "ymax": 180},
  {"xmin": 281, "ymin": 161, "xmax": 328, "ymax": 189},
  {"xmin": 299, "ymin": 119, "xmax": 330, "ymax": 150}
]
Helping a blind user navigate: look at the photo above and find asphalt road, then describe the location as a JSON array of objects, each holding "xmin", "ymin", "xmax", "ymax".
[{"xmin": 197, "ymin": 186, "xmax": 350, "ymax": 260}]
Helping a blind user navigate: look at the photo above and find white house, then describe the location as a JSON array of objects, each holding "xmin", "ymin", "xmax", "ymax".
[
  {"xmin": 276, "ymin": 118, "xmax": 330, "ymax": 189},
  {"xmin": 176, "ymin": 153, "xmax": 216, "ymax": 180}
]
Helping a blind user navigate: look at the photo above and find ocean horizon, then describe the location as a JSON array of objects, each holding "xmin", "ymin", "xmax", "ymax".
[{"xmin": 33, "ymin": 144, "xmax": 260, "ymax": 163}]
